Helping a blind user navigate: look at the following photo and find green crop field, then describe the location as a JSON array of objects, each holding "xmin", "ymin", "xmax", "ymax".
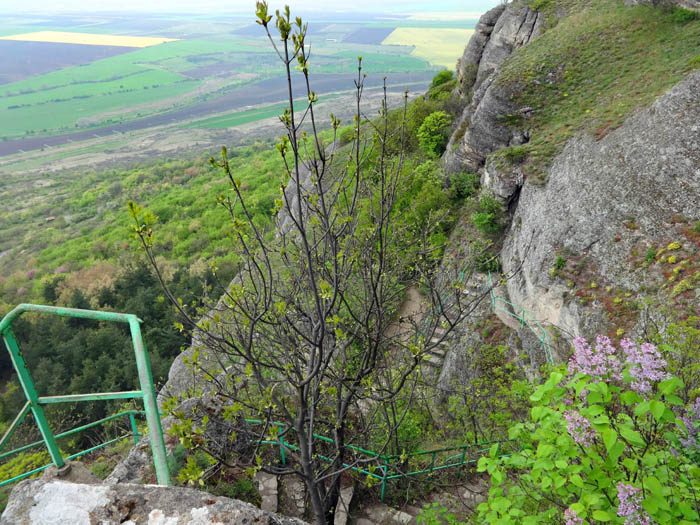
[
  {"xmin": 0, "ymin": 81, "xmax": 199, "ymax": 136},
  {"xmin": 0, "ymin": 12, "xmax": 464, "ymax": 145},
  {"xmin": 181, "ymin": 104, "xmax": 289, "ymax": 129}
]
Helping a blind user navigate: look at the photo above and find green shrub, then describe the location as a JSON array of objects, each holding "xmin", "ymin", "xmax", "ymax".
[
  {"xmin": 478, "ymin": 336, "xmax": 700, "ymax": 524},
  {"xmin": 417, "ymin": 502, "xmax": 464, "ymax": 524},
  {"xmin": 450, "ymin": 172, "xmax": 480, "ymax": 201},
  {"xmin": 209, "ymin": 477, "xmax": 261, "ymax": 506},
  {"xmin": 502, "ymin": 145, "xmax": 528, "ymax": 164},
  {"xmin": 338, "ymin": 125, "xmax": 355, "ymax": 146},
  {"xmin": 417, "ymin": 111, "xmax": 453, "ymax": 158},
  {"xmin": 529, "ymin": 0, "xmax": 553, "ymax": 12},
  {"xmin": 472, "ymin": 193, "xmax": 504, "ymax": 235},
  {"xmin": 670, "ymin": 7, "xmax": 699, "ymax": 24},
  {"xmin": 644, "ymin": 247, "xmax": 657, "ymax": 264},
  {"xmin": 430, "ymin": 69, "xmax": 454, "ymax": 90}
]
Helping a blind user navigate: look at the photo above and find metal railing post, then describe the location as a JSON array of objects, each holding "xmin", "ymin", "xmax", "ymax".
[
  {"xmin": 1, "ymin": 329, "xmax": 64, "ymax": 469},
  {"xmin": 128, "ymin": 317, "xmax": 170, "ymax": 486},
  {"xmin": 380, "ymin": 464, "xmax": 388, "ymax": 501},
  {"xmin": 129, "ymin": 412, "xmax": 140, "ymax": 444},
  {"xmin": 458, "ymin": 448, "xmax": 467, "ymax": 476},
  {"xmin": 278, "ymin": 426, "xmax": 286, "ymax": 466}
]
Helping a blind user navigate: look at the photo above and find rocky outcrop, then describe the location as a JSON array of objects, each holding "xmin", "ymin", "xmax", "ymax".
[
  {"xmin": 1, "ymin": 476, "xmax": 307, "ymax": 525},
  {"xmin": 501, "ymin": 71, "xmax": 700, "ymax": 339},
  {"xmin": 445, "ymin": 4, "xmax": 543, "ymax": 174}
]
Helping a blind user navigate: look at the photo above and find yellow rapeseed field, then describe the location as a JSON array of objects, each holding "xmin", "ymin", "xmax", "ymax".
[
  {"xmin": 0, "ymin": 31, "xmax": 177, "ymax": 48},
  {"xmin": 382, "ymin": 28, "xmax": 475, "ymax": 70}
]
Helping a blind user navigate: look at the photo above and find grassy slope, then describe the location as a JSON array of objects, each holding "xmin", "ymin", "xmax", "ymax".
[{"xmin": 493, "ymin": 0, "xmax": 700, "ymax": 181}]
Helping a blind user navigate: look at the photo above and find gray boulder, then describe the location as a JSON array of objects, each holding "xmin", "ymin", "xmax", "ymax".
[{"xmin": 1, "ymin": 478, "xmax": 307, "ymax": 525}]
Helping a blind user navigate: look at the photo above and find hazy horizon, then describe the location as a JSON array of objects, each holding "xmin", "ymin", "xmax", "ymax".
[{"xmin": 1, "ymin": 0, "xmax": 500, "ymax": 15}]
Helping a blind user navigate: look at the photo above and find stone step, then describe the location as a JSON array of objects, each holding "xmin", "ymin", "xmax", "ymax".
[
  {"xmin": 428, "ymin": 347, "xmax": 446, "ymax": 358},
  {"xmin": 334, "ymin": 486, "xmax": 354, "ymax": 525},
  {"xmin": 255, "ymin": 471, "xmax": 278, "ymax": 513},
  {"xmin": 429, "ymin": 336, "xmax": 448, "ymax": 346},
  {"xmin": 355, "ymin": 502, "xmax": 420, "ymax": 525},
  {"xmin": 423, "ymin": 354, "xmax": 443, "ymax": 368}
]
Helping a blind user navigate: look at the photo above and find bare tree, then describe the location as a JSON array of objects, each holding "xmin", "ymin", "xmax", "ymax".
[{"xmin": 130, "ymin": 3, "xmax": 490, "ymax": 523}]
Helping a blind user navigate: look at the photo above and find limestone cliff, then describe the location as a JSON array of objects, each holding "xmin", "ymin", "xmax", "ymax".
[
  {"xmin": 442, "ymin": 0, "xmax": 700, "ymax": 364},
  {"xmin": 444, "ymin": 3, "xmax": 543, "ymax": 174}
]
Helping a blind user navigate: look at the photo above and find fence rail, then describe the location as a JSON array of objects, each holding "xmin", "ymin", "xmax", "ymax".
[
  {"xmin": 0, "ymin": 304, "xmax": 170, "ymax": 487},
  {"xmin": 487, "ymin": 273, "xmax": 553, "ymax": 364},
  {"xmin": 0, "ymin": 410, "xmax": 144, "ymax": 487},
  {"xmin": 245, "ymin": 418, "xmax": 513, "ymax": 501}
]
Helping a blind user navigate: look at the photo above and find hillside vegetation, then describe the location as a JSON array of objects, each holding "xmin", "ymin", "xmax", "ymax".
[
  {"xmin": 494, "ymin": 0, "xmax": 700, "ymax": 180},
  {"xmin": 2, "ymin": 0, "xmax": 700, "ymax": 522}
]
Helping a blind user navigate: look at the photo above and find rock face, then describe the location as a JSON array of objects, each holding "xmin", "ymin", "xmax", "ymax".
[
  {"xmin": 501, "ymin": 71, "xmax": 700, "ymax": 340},
  {"xmin": 1, "ymin": 477, "xmax": 307, "ymax": 525},
  {"xmin": 445, "ymin": 4, "xmax": 543, "ymax": 174}
]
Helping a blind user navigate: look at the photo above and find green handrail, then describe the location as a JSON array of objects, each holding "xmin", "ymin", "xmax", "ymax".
[
  {"xmin": 487, "ymin": 274, "xmax": 553, "ymax": 365},
  {"xmin": 0, "ymin": 410, "xmax": 143, "ymax": 487},
  {"xmin": 243, "ymin": 418, "xmax": 513, "ymax": 500},
  {"xmin": 0, "ymin": 304, "xmax": 171, "ymax": 486}
]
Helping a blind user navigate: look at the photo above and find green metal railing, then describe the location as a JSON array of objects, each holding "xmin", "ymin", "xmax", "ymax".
[
  {"xmin": 0, "ymin": 304, "xmax": 171, "ymax": 486},
  {"xmin": 246, "ymin": 419, "xmax": 513, "ymax": 501},
  {"xmin": 0, "ymin": 409, "xmax": 144, "ymax": 487},
  {"xmin": 487, "ymin": 273, "xmax": 553, "ymax": 365}
]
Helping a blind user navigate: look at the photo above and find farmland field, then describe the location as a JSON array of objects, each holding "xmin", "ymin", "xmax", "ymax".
[
  {"xmin": 0, "ymin": 31, "xmax": 178, "ymax": 47},
  {"xmin": 0, "ymin": 41, "xmax": 135, "ymax": 85},
  {"xmin": 0, "ymin": 9, "xmax": 481, "ymax": 155},
  {"xmin": 382, "ymin": 28, "xmax": 476, "ymax": 69}
]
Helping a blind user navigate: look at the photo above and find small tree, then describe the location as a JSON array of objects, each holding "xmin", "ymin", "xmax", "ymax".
[
  {"xmin": 430, "ymin": 69, "xmax": 454, "ymax": 90},
  {"xmin": 131, "ymin": 3, "xmax": 488, "ymax": 524},
  {"xmin": 417, "ymin": 110, "xmax": 452, "ymax": 158}
]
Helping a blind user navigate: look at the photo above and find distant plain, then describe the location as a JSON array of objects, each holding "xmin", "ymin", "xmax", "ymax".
[{"xmin": 0, "ymin": 10, "xmax": 477, "ymax": 156}]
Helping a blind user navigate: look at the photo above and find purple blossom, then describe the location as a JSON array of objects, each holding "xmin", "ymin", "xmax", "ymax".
[
  {"xmin": 564, "ymin": 507, "xmax": 584, "ymax": 525},
  {"xmin": 678, "ymin": 398, "xmax": 700, "ymax": 451},
  {"xmin": 568, "ymin": 335, "xmax": 622, "ymax": 381},
  {"xmin": 620, "ymin": 339, "xmax": 668, "ymax": 395},
  {"xmin": 26, "ymin": 269, "xmax": 36, "ymax": 279},
  {"xmin": 617, "ymin": 483, "xmax": 655, "ymax": 525},
  {"xmin": 564, "ymin": 410, "xmax": 596, "ymax": 447}
]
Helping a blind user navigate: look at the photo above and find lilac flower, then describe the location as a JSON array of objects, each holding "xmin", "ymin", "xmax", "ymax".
[
  {"xmin": 26, "ymin": 269, "xmax": 36, "ymax": 279},
  {"xmin": 679, "ymin": 398, "xmax": 700, "ymax": 451},
  {"xmin": 568, "ymin": 335, "xmax": 622, "ymax": 381},
  {"xmin": 617, "ymin": 483, "xmax": 655, "ymax": 525},
  {"xmin": 564, "ymin": 410, "xmax": 596, "ymax": 447},
  {"xmin": 620, "ymin": 339, "xmax": 668, "ymax": 395},
  {"xmin": 564, "ymin": 507, "xmax": 584, "ymax": 525}
]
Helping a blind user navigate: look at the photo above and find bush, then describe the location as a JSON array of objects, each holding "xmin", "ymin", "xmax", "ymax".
[
  {"xmin": 430, "ymin": 69, "xmax": 454, "ymax": 90},
  {"xmin": 338, "ymin": 125, "xmax": 355, "ymax": 146},
  {"xmin": 209, "ymin": 477, "xmax": 261, "ymax": 506},
  {"xmin": 472, "ymin": 193, "xmax": 504, "ymax": 235},
  {"xmin": 449, "ymin": 172, "xmax": 480, "ymax": 201},
  {"xmin": 501, "ymin": 145, "xmax": 528, "ymax": 164},
  {"xmin": 417, "ymin": 111, "xmax": 453, "ymax": 158},
  {"xmin": 671, "ymin": 7, "xmax": 699, "ymax": 24},
  {"xmin": 478, "ymin": 335, "xmax": 700, "ymax": 524}
]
